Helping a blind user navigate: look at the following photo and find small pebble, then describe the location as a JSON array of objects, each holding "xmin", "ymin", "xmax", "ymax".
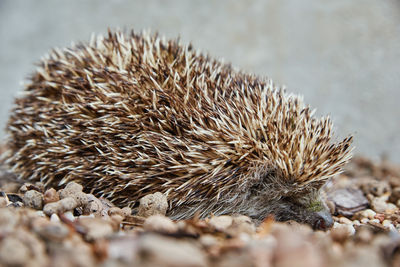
[
  {"xmin": 374, "ymin": 213, "xmax": 385, "ymax": 223},
  {"xmin": 370, "ymin": 219, "xmax": 380, "ymax": 224},
  {"xmin": 19, "ymin": 182, "xmax": 45, "ymax": 193},
  {"xmin": 77, "ymin": 217, "xmax": 114, "ymax": 241},
  {"xmin": 83, "ymin": 194, "xmax": 104, "ymax": 216},
  {"xmin": 371, "ymin": 195, "xmax": 390, "ymax": 213},
  {"xmin": 199, "ymin": 234, "xmax": 218, "ymax": 248},
  {"xmin": 137, "ymin": 192, "xmax": 168, "ymax": 217},
  {"xmin": 338, "ymin": 217, "xmax": 353, "ymax": 225},
  {"xmin": 59, "ymin": 182, "xmax": 83, "ymax": 199},
  {"xmin": 50, "ymin": 214, "xmax": 60, "ymax": 222},
  {"xmin": 43, "ymin": 188, "xmax": 59, "ymax": 204},
  {"xmin": 108, "ymin": 207, "xmax": 124, "ymax": 217},
  {"xmin": 71, "ymin": 192, "xmax": 89, "ymax": 207},
  {"xmin": 78, "ymin": 214, "xmax": 95, "ymax": 219},
  {"xmin": 19, "ymin": 183, "xmax": 32, "ymax": 193},
  {"xmin": 44, "ymin": 202, "xmax": 60, "ymax": 216},
  {"xmin": 382, "ymin": 220, "xmax": 392, "ymax": 228},
  {"xmin": 64, "ymin": 210, "xmax": 75, "ymax": 221},
  {"xmin": 328, "ymin": 188, "xmax": 368, "ymax": 217},
  {"xmin": 364, "ymin": 209, "xmax": 377, "ymax": 219},
  {"xmin": 43, "ymin": 197, "xmax": 79, "ymax": 215},
  {"xmin": 352, "ymin": 220, "xmax": 361, "ymax": 226},
  {"xmin": 361, "ymin": 180, "xmax": 391, "ymax": 196},
  {"xmin": 209, "ymin": 215, "xmax": 233, "ymax": 232},
  {"xmin": 143, "ymin": 215, "xmax": 178, "ymax": 233},
  {"xmin": 332, "ymin": 222, "xmax": 356, "ymax": 236},
  {"xmin": 340, "ymin": 224, "xmax": 355, "ymax": 236},
  {"xmin": 110, "ymin": 214, "xmax": 124, "ymax": 228},
  {"xmin": 357, "ymin": 209, "xmax": 376, "ymax": 220},
  {"xmin": 121, "ymin": 207, "xmax": 132, "ymax": 217},
  {"xmin": 59, "ymin": 197, "xmax": 79, "ymax": 211},
  {"xmin": 23, "ymin": 190, "xmax": 44, "ymax": 210},
  {"xmin": 227, "ymin": 215, "xmax": 256, "ymax": 236},
  {"xmin": 361, "ymin": 218, "xmax": 369, "ymax": 224},
  {"xmin": 330, "ymin": 225, "xmax": 349, "ymax": 242}
]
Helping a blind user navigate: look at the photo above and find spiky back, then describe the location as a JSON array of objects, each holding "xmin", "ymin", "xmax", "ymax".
[{"xmin": 4, "ymin": 31, "xmax": 352, "ymax": 213}]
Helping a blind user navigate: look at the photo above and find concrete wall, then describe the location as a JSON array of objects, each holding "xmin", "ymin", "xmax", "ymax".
[{"xmin": 1, "ymin": 0, "xmax": 399, "ymax": 162}]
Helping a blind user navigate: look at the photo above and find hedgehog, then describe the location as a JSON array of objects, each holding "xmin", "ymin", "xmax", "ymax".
[{"xmin": 3, "ymin": 30, "xmax": 353, "ymax": 229}]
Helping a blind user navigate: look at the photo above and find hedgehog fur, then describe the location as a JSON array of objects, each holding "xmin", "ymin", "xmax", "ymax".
[{"xmin": 3, "ymin": 30, "xmax": 353, "ymax": 229}]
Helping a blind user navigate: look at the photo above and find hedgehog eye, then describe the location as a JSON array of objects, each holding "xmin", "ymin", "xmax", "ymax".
[
  {"xmin": 281, "ymin": 196, "xmax": 298, "ymax": 205},
  {"xmin": 281, "ymin": 196, "xmax": 310, "ymax": 209}
]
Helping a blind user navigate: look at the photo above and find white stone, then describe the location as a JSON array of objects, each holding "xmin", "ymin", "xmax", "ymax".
[{"xmin": 50, "ymin": 213, "xmax": 60, "ymax": 222}]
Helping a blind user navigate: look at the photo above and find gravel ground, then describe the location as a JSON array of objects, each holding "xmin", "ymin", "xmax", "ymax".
[{"xmin": 0, "ymin": 156, "xmax": 400, "ymax": 267}]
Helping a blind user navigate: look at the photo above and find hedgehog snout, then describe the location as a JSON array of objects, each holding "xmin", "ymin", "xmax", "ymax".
[{"xmin": 312, "ymin": 210, "xmax": 333, "ymax": 230}]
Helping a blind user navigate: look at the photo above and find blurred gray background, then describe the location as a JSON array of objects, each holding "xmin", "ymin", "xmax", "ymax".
[{"xmin": 0, "ymin": 0, "xmax": 399, "ymax": 162}]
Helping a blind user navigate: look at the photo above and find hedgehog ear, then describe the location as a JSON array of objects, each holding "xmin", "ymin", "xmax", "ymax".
[{"xmin": 234, "ymin": 163, "xmax": 273, "ymax": 193}]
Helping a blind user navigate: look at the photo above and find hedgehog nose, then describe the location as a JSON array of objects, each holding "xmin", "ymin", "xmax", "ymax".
[{"xmin": 313, "ymin": 210, "xmax": 333, "ymax": 230}]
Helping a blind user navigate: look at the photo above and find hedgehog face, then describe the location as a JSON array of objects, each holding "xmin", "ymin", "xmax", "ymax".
[
  {"xmin": 272, "ymin": 195, "xmax": 333, "ymax": 230},
  {"xmin": 242, "ymin": 166, "xmax": 334, "ymax": 230}
]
